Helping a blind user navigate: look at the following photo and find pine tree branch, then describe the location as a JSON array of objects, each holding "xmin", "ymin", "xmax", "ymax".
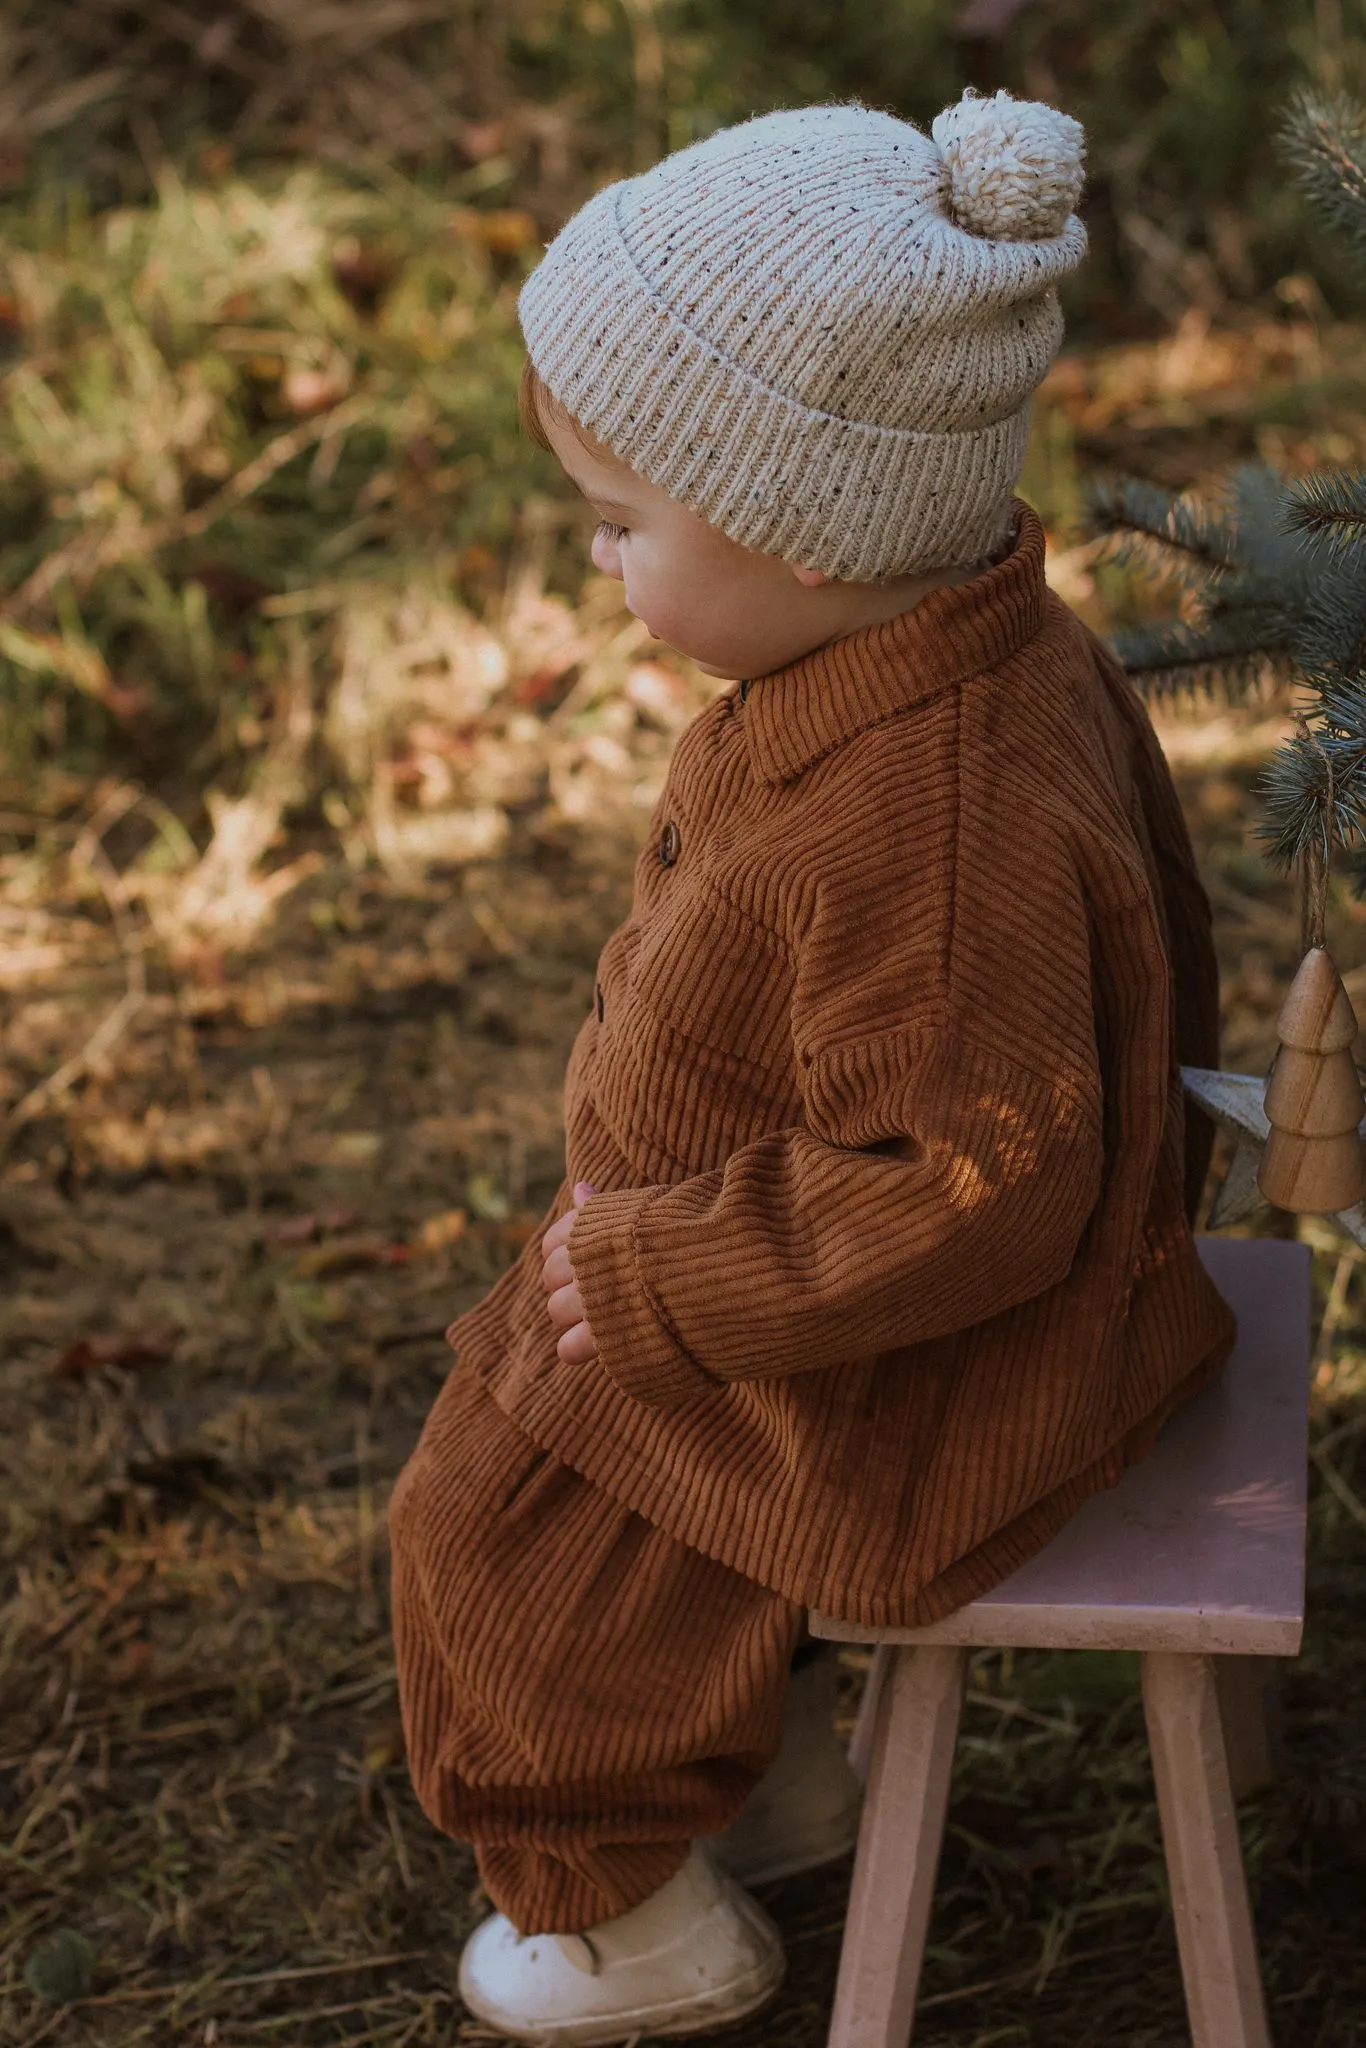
[
  {"xmin": 1280, "ymin": 90, "xmax": 1366, "ymax": 268},
  {"xmin": 1084, "ymin": 479, "xmax": 1242, "ymax": 581},
  {"xmin": 1257, "ymin": 726, "xmax": 1366, "ymax": 869},
  {"xmin": 1114, "ymin": 614, "xmax": 1289, "ymax": 701},
  {"xmin": 1283, "ymin": 469, "xmax": 1366, "ymax": 565},
  {"xmin": 1291, "ymin": 564, "xmax": 1366, "ymax": 697}
]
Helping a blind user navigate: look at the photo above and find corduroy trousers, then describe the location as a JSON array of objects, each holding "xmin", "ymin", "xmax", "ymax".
[{"xmin": 389, "ymin": 1358, "xmax": 805, "ymax": 1935}]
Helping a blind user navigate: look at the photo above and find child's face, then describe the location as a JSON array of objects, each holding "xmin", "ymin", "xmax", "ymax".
[{"xmin": 543, "ymin": 411, "xmax": 848, "ymax": 681}]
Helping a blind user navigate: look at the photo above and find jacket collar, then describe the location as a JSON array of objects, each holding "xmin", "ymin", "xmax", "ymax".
[{"xmin": 740, "ymin": 502, "xmax": 1050, "ymax": 786}]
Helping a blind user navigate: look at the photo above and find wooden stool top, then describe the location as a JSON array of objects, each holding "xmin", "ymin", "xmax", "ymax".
[{"xmin": 812, "ymin": 1237, "xmax": 1311, "ymax": 1656}]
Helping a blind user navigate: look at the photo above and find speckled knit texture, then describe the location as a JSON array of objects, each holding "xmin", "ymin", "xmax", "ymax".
[
  {"xmin": 402, "ymin": 506, "xmax": 1236, "ymax": 1637},
  {"xmin": 519, "ymin": 94, "xmax": 1087, "ymax": 579}
]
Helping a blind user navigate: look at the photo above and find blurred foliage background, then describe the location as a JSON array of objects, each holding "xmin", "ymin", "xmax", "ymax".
[
  {"xmin": 1, "ymin": 0, "xmax": 1365, "ymax": 822},
  {"xmin": 7, "ymin": 8, "xmax": 1366, "ymax": 2047}
]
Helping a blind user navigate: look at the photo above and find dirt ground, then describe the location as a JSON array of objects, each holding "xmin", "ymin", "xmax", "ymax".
[{"xmin": 7, "ymin": 315, "xmax": 1366, "ymax": 2044}]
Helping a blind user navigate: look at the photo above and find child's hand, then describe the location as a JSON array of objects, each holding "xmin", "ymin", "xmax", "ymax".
[{"xmin": 540, "ymin": 1181, "xmax": 599, "ymax": 1364}]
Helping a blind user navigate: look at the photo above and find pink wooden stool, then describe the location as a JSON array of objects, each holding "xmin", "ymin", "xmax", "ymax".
[{"xmin": 811, "ymin": 1236, "xmax": 1311, "ymax": 2048}]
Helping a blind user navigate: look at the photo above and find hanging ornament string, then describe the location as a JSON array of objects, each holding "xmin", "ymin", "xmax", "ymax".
[{"xmin": 1295, "ymin": 709, "xmax": 1333, "ymax": 957}]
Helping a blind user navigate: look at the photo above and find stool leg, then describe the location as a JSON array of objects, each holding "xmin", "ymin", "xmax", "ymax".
[
  {"xmin": 1141, "ymin": 1651, "xmax": 1272, "ymax": 2048},
  {"xmin": 1215, "ymin": 1656, "xmax": 1281, "ymax": 1801},
  {"xmin": 827, "ymin": 1645, "xmax": 968, "ymax": 2048},
  {"xmin": 848, "ymin": 1644, "xmax": 893, "ymax": 1786}
]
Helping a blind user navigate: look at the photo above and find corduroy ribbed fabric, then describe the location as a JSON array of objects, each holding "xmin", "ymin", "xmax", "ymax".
[
  {"xmin": 390, "ymin": 502, "xmax": 1236, "ymax": 1925},
  {"xmin": 417, "ymin": 502, "xmax": 1234, "ymax": 1625},
  {"xmin": 390, "ymin": 1367, "xmax": 803, "ymax": 1934}
]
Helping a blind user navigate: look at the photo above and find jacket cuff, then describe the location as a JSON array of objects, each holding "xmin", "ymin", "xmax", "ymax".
[{"xmin": 568, "ymin": 1186, "xmax": 717, "ymax": 1408}]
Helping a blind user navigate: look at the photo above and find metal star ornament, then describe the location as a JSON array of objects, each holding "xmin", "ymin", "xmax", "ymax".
[{"xmin": 1181, "ymin": 1064, "xmax": 1366, "ymax": 1250}]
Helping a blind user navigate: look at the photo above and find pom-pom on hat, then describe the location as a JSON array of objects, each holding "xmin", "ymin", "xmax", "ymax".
[{"xmin": 520, "ymin": 92, "xmax": 1086, "ymax": 581}]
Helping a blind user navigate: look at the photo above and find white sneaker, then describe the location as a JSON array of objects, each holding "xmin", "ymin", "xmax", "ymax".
[
  {"xmin": 457, "ymin": 1844, "xmax": 785, "ymax": 2046},
  {"xmin": 708, "ymin": 1652, "xmax": 863, "ymax": 1887}
]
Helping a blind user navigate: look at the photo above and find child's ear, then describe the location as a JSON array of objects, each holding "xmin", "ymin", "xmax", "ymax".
[{"xmin": 790, "ymin": 564, "xmax": 830, "ymax": 589}]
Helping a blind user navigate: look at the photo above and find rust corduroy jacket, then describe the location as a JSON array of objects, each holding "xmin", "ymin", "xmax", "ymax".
[{"xmin": 453, "ymin": 506, "xmax": 1237, "ymax": 1628}]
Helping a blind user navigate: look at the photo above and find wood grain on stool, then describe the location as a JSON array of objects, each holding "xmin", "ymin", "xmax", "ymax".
[
  {"xmin": 1144, "ymin": 1652, "xmax": 1272, "ymax": 2048},
  {"xmin": 827, "ymin": 1647, "xmax": 968, "ymax": 2048}
]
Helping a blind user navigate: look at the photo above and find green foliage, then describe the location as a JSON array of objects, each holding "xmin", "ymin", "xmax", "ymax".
[
  {"xmin": 1090, "ymin": 91, "xmax": 1366, "ymax": 888},
  {"xmin": 4, "ymin": 1, "xmax": 1366, "ymax": 823},
  {"xmin": 0, "ymin": 162, "xmax": 551, "ymax": 782},
  {"xmin": 9, "ymin": 0, "xmax": 1366, "ymax": 330}
]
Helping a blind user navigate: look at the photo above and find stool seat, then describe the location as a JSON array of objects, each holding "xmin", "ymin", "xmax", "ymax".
[
  {"xmin": 811, "ymin": 1237, "xmax": 1313, "ymax": 2048},
  {"xmin": 812, "ymin": 1237, "xmax": 1309, "ymax": 1657}
]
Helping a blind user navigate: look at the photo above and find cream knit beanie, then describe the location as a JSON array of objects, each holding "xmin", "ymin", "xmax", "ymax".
[{"xmin": 519, "ymin": 92, "xmax": 1086, "ymax": 581}]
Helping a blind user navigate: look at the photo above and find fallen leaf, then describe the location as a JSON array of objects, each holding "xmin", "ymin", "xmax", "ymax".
[
  {"xmin": 282, "ymin": 364, "xmax": 351, "ymax": 416},
  {"xmin": 106, "ymin": 1639, "xmax": 157, "ymax": 1687},
  {"xmin": 363, "ymin": 1717, "xmax": 406, "ymax": 1774},
  {"xmin": 331, "ymin": 238, "xmax": 394, "ymax": 309},
  {"xmin": 512, "ymin": 663, "xmax": 578, "ymax": 709},
  {"xmin": 327, "ymin": 1131, "xmax": 383, "ymax": 1165},
  {"xmin": 53, "ymin": 1332, "xmax": 175, "ymax": 1379},
  {"xmin": 292, "ymin": 1233, "xmax": 394, "ymax": 1276},
  {"xmin": 187, "ymin": 564, "xmax": 271, "ymax": 615},
  {"xmin": 458, "ymin": 119, "xmax": 505, "ymax": 162},
  {"xmin": 271, "ymin": 1212, "xmax": 319, "ymax": 1246},
  {"xmin": 468, "ymin": 1210, "xmax": 542, "ymax": 1255},
  {"xmin": 417, "ymin": 1207, "xmax": 468, "ymax": 1252},
  {"xmin": 625, "ymin": 661, "xmax": 693, "ymax": 731},
  {"xmin": 318, "ymin": 1204, "xmax": 364, "ymax": 1234},
  {"xmin": 450, "ymin": 205, "xmax": 538, "ymax": 256}
]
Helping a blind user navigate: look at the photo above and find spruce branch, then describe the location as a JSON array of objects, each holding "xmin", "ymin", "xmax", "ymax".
[
  {"xmin": 1115, "ymin": 614, "xmax": 1288, "ymax": 703},
  {"xmin": 1083, "ymin": 478, "xmax": 1242, "ymax": 583},
  {"xmin": 1258, "ymin": 720, "xmax": 1366, "ymax": 874},
  {"xmin": 1090, "ymin": 88, "xmax": 1366, "ymax": 925},
  {"xmin": 1279, "ymin": 89, "xmax": 1366, "ymax": 268},
  {"xmin": 1293, "ymin": 573, "xmax": 1366, "ymax": 693},
  {"xmin": 1283, "ymin": 471, "xmax": 1366, "ymax": 567}
]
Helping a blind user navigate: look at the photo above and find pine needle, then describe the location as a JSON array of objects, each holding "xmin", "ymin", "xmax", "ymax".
[{"xmin": 1279, "ymin": 89, "xmax": 1366, "ymax": 271}]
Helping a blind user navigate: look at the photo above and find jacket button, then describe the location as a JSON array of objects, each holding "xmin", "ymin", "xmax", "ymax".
[
  {"xmin": 659, "ymin": 820, "xmax": 681, "ymax": 867},
  {"xmin": 595, "ymin": 982, "xmax": 605, "ymax": 1021}
]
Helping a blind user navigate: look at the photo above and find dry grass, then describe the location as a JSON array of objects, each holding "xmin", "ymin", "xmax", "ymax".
[
  {"xmin": 6, "ymin": 303, "xmax": 1366, "ymax": 2046},
  {"xmin": 7, "ymin": 710, "xmax": 1366, "ymax": 2048}
]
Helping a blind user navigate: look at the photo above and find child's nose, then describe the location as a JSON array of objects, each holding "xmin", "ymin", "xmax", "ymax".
[{"xmin": 591, "ymin": 529, "xmax": 623, "ymax": 578}]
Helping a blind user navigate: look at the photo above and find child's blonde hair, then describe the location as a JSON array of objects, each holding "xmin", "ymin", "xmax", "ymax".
[
  {"xmin": 519, "ymin": 357, "xmax": 602, "ymax": 459},
  {"xmin": 517, "ymin": 356, "xmax": 555, "ymax": 452}
]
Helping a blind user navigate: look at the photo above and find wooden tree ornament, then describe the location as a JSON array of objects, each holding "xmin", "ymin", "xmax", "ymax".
[{"xmin": 1259, "ymin": 953, "xmax": 1366, "ymax": 1214}]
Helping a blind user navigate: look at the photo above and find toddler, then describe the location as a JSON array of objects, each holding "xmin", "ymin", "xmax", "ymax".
[{"xmin": 389, "ymin": 91, "xmax": 1236, "ymax": 2046}]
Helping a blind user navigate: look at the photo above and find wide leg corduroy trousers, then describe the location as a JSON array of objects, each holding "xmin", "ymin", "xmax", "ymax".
[{"xmin": 389, "ymin": 1359, "xmax": 805, "ymax": 1934}]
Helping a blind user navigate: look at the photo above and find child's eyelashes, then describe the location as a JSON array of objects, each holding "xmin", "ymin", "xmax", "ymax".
[{"xmin": 596, "ymin": 520, "xmax": 628, "ymax": 543}]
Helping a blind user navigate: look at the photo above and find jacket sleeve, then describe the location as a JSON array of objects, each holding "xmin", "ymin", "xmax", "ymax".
[{"xmin": 568, "ymin": 1012, "xmax": 1104, "ymax": 1410}]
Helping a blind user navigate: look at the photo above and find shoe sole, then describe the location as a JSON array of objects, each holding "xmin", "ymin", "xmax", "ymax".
[{"xmin": 460, "ymin": 1943, "xmax": 786, "ymax": 2047}]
